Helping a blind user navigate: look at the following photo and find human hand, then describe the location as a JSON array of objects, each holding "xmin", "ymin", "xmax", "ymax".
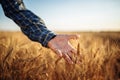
[{"xmin": 47, "ymin": 34, "xmax": 80, "ymax": 64}]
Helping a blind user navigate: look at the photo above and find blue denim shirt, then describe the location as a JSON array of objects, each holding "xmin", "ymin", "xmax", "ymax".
[{"xmin": 0, "ymin": 0, "xmax": 56, "ymax": 47}]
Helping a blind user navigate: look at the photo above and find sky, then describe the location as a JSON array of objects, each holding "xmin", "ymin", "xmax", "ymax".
[{"xmin": 0, "ymin": 0, "xmax": 120, "ymax": 31}]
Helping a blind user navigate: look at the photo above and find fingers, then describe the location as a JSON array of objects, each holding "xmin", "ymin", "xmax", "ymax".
[
  {"xmin": 55, "ymin": 50, "xmax": 74, "ymax": 64},
  {"xmin": 71, "ymin": 48, "xmax": 77, "ymax": 54},
  {"xmin": 55, "ymin": 49, "xmax": 62, "ymax": 57},
  {"xmin": 67, "ymin": 52, "xmax": 73, "ymax": 60},
  {"xmin": 63, "ymin": 53, "xmax": 73, "ymax": 64},
  {"xmin": 55, "ymin": 48, "xmax": 82, "ymax": 64},
  {"xmin": 55, "ymin": 42, "xmax": 77, "ymax": 64},
  {"xmin": 67, "ymin": 41, "xmax": 77, "ymax": 54}
]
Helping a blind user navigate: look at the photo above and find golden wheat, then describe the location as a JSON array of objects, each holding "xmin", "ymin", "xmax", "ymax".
[{"xmin": 0, "ymin": 31, "xmax": 120, "ymax": 80}]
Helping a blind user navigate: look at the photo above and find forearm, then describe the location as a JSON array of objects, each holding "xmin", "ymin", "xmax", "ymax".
[{"xmin": 1, "ymin": 0, "xmax": 56, "ymax": 47}]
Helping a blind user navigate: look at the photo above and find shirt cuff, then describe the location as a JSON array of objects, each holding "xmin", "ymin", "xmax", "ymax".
[{"xmin": 40, "ymin": 31, "xmax": 56, "ymax": 47}]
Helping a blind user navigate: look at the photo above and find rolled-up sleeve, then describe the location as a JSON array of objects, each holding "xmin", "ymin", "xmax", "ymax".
[{"xmin": 1, "ymin": 0, "xmax": 56, "ymax": 47}]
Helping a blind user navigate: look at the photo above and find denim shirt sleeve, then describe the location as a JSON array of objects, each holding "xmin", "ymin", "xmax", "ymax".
[{"xmin": 1, "ymin": 0, "xmax": 56, "ymax": 47}]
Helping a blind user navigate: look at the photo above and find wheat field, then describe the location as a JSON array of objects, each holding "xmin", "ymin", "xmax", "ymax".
[{"xmin": 0, "ymin": 31, "xmax": 120, "ymax": 80}]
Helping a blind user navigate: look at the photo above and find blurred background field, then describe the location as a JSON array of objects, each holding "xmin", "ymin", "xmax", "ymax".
[{"xmin": 0, "ymin": 31, "xmax": 120, "ymax": 80}]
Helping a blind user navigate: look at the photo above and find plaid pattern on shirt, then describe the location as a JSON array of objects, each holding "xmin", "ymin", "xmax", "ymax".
[{"xmin": 0, "ymin": 0, "xmax": 56, "ymax": 47}]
